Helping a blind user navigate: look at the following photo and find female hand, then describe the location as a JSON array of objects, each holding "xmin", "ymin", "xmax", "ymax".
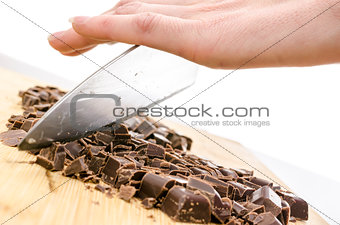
[{"xmin": 48, "ymin": 0, "xmax": 340, "ymax": 69}]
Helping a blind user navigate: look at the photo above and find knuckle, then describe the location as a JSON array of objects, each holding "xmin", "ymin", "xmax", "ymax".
[
  {"xmin": 115, "ymin": 1, "xmax": 143, "ymax": 14},
  {"xmin": 134, "ymin": 13, "xmax": 160, "ymax": 34}
]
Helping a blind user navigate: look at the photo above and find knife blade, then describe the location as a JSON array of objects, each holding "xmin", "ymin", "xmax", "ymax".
[{"xmin": 18, "ymin": 45, "xmax": 198, "ymax": 150}]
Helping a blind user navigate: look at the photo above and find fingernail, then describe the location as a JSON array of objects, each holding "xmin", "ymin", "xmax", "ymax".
[
  {"xmin": 48, "ymin": 31, "xmax": 64, "ymax": 41},
  {"xmin": 69, "ymin": 16, "xmax": 90, "ymax": 24}
]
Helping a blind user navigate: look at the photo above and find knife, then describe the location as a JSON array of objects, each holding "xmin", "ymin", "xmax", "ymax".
[{"xmin": 18, "ymin": 45, "xmax": 198, "ymax": 150}]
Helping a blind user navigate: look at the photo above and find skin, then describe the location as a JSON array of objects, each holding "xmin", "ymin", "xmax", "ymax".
[{"xmin": 48, "ymin": 0, "xmax": 340, "ymax": 69}]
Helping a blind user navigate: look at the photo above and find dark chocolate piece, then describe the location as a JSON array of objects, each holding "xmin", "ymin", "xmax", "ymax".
[
  {"xmin": 161, "ymin": 186, "xmax": 211, "ymax": 223},
  {"xmin": 64, "ymin": 156, "xmax": 88, "ymax": 176},
  {"xmin": 101, "ymin": 156, "xmax": 136, "ymax": 185},
  {"xmin": 135, "ymin": 120, "xmax": 156, "ymax": 138},
  {"xmin": 141, "ymin": 197, "xmax": 156, "ymax": 209},
  {"xmin": 64, "ymin": 141, "xmax": 83, "ymax": 159},
  {"xmin": 253, "ymin": 212, "xmax": 282, "ymax": 225},
  {"xmin": 241, "ymin": 202, "xmax": 265, "ymax": 214},
  {"xmin": 95, "ymin": 132, "xmax": 114, "ymax": 146},
  {"xmin": 276, "ymin": 190, "xmax": 308, "ymax": 220},
  {"xmin": 88, "ymin": 156, "xmax": 106, "ymax": 174},
  {"xmin": 139, "ymin": 173, "xmax": 175, "ymax": 200},
  {"xmin": 153, "ymin": 133, "xmax": 171, "ymax": 147},
  {"xmin": 243, "ymin": 211, "xmax": 259, "ymax": 223},
  {"xmin": 53, "ymin": 144, "xmax": 66, "ymax": 171},
  {"xmin": 187, "ymin": 177, "xmax": 231, "ymax": 223},
  {"xmin": 36, "ymin": 155, "xmax": 54, "ymax": 170},
  {"xmin": 21, "ymin": 118, "xmax": 38, "ymax": 132},
  {"xmin": 118, "ymin": 185, "xmax": 136, "ymax": 202},
  {"xmin": 228, "ymin": 181, "xmax": 255, "ymax": 201},
  {"xmin": 0, "ymin": 129, "xmax": 27, "ymax": 147},
  {"xmin": 146, "ymin": 143, "xmax": 165, "ymax": 159},
  {"xmin": 114, "ymin": 124, "xmax": 129, "ymax": 135},
  {"xmin": 230, "ymin": 168, "xmax": 253, "ymax": 177},
  {"xmin": 249, "ymin": 176, "xmax": 273, "ymax": 188},
  {"xmin": 123, "ymin": 117, "xmax": 142, "ymax": 131},
  {"xmin": 232, "ymin": 200, "xmax": 248, "ymax": 217},
  {"xmin": 218, "ymin": 168, "xmax": 238, "ymax": 178},
  {"xmin": 115, "ymin": 169, "xmax": 146, "ymax": 188},
  {"xmin": 250, "ymin": 186, "xmax": 282, "ymax": 217},
  {"xmin": 277, "ymin": 200, "xmax": 290, "ymax": 225}
]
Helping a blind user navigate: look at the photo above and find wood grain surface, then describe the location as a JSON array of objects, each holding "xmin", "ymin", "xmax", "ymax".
[{"xmin": 0, "ymin": 67, "xmax": 327, "ymax": 225}]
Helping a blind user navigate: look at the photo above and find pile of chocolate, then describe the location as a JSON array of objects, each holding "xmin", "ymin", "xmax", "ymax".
[{"xmin": 0, "ymin": 86, "xmax": 309, "ymax": 225}]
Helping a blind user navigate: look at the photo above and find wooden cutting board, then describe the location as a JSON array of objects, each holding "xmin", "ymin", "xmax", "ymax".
[{"xmin": 0, "ymin": 67, "xmax": 327, "ymax": 225}]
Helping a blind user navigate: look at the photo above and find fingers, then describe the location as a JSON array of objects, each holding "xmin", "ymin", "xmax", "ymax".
[
  {"xmin": 71, "ymin": 14, "xmax": 199, "ymax": 60},
  {"xmin": 61, "ymin": 46, "xmax": 95, "ymax": 56},
  {"xmin": 48, "ymin": 28, "xmax": 107, "ymax": 54},
  {"xmin": 112, "ymin": 2, "xmax": 190, "ymax": 18}
]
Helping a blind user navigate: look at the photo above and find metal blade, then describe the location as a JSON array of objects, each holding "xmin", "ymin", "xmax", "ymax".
[{"xmin": 18, "ymin": 45, "xmax": 197, "ymax": 150}]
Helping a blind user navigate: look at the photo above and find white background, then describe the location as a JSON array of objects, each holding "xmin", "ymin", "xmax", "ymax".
[{"xmin": 0, "ymin": 0, "xmax": 340, "ymax": 224}]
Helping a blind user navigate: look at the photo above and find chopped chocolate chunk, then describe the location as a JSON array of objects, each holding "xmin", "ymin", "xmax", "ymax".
[
  {"xmin": 153, "ymin": 133, "xmax": 171, "ymax": 147},
  {"xmin": 231, "ymin": 168, "xmax": 253, "ymax": 177},
  {"xmin": 162, "ymin": 186, "xmax": 211, "ymax": 223},
  {"xmin": 219, "ymin": 168, "xmax": 238, "ymax": 178},
  {"xmin": 250, "ymin": 186, "xmax": 282, "ymax": 217},
  {"xmin": 118, "ymin": 185, "xmax": 136, "ymax": 202},
  {"xmin": 33, "ymin": 103, "xmax": 51, "ymax": 112},
  {"xmin": 101, "ymin": 156, "xmax": 136, "ymax": 185},
  {"xmin": 21, "ymin": 118, "xmax": 38, "ymax": 132},
  {"xmin": 141, "ymin": 197, "xmax": 156, "ymax": 209},
  {"xmin": 253, "ymin": 212, "xmax": 282, "ymax": 225},
  {"xmin": 187, "ymin": 177, "xmax": 231, "ymax": 223},
  {"xmin": 228, "ymin": 181, "xmax": 255, "ymax": 201},
  {"xmin": 139, "ymin": 173, "xmax": 175, "ymax": 200},
  {"xmin": 114, "ymin": 124, "xmax": 129, "ymax": 135},
  {"xmin": 65, "ymin": 141, "xmax": 83, "ymax": 159},
  {"xmin": 190, "ymin": 167, "xmax": 211, "ymax": 175},
  {"xmin": 36, "ymin": 155, "xmax": 54, "ymax": 170},
  {"xmin": 237, "ymin": 178, "xmax": 261, "ymax": 190},
  {"xmin": 64, "ymin": 156, "xmax": 88, "ymax": 176},
  {"xmin": 244, "ymin": 211, "xmax": 259, "ymax": 223},
  {"xmin": 146, "ymin": 143, "xmax": 165, "ymax": 159},
  {"xmin": 249, "ymin": 176, "xmax": 273, "ymax": 188},
  {"xmin": 168, "ymin": 175, "xmax": 188, "ymax": 186},
  {"xmin": 241, "ymin": 202, "xmax": 265, "ymax": 214},
  {"xmin": 95, "ymin": 132, "xmax": 114, "ymax": 145},
  {"xmin": 123, "ymin": 117, "xmax": 142, "ymax": 131},
  {"xmin": 115, "ymin": 169, "xmax": 146, "ymax": 188},
  {"xmin": 277, "ymin": 200, "xmax": 290, "ymax": 225},
  {"xmin": 232, "ymin": 201, "xmax": 248, "ymax": 217},
  {"xmin": 53, "ymin": 145, "xmax": 66, "ymax": 171},
  {"xmin": 88, "ymin": 156, "xmax": 106, "ymax": 174},
  {"xmin": 135, "ymin": 120, "xmax": 156, "ymax": 138},
  {"xmin": 0, "ymin": 129, "xmax": 27, "ymax": 147},
  {"xmin": 276, "ymin": 190, "xmax": 308, "ymax": 220}
]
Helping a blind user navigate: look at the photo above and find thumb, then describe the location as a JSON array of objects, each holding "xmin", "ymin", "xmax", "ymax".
[{"xmin": 70, "ymin": 13, "xmax": 198, "ymax": 60}]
